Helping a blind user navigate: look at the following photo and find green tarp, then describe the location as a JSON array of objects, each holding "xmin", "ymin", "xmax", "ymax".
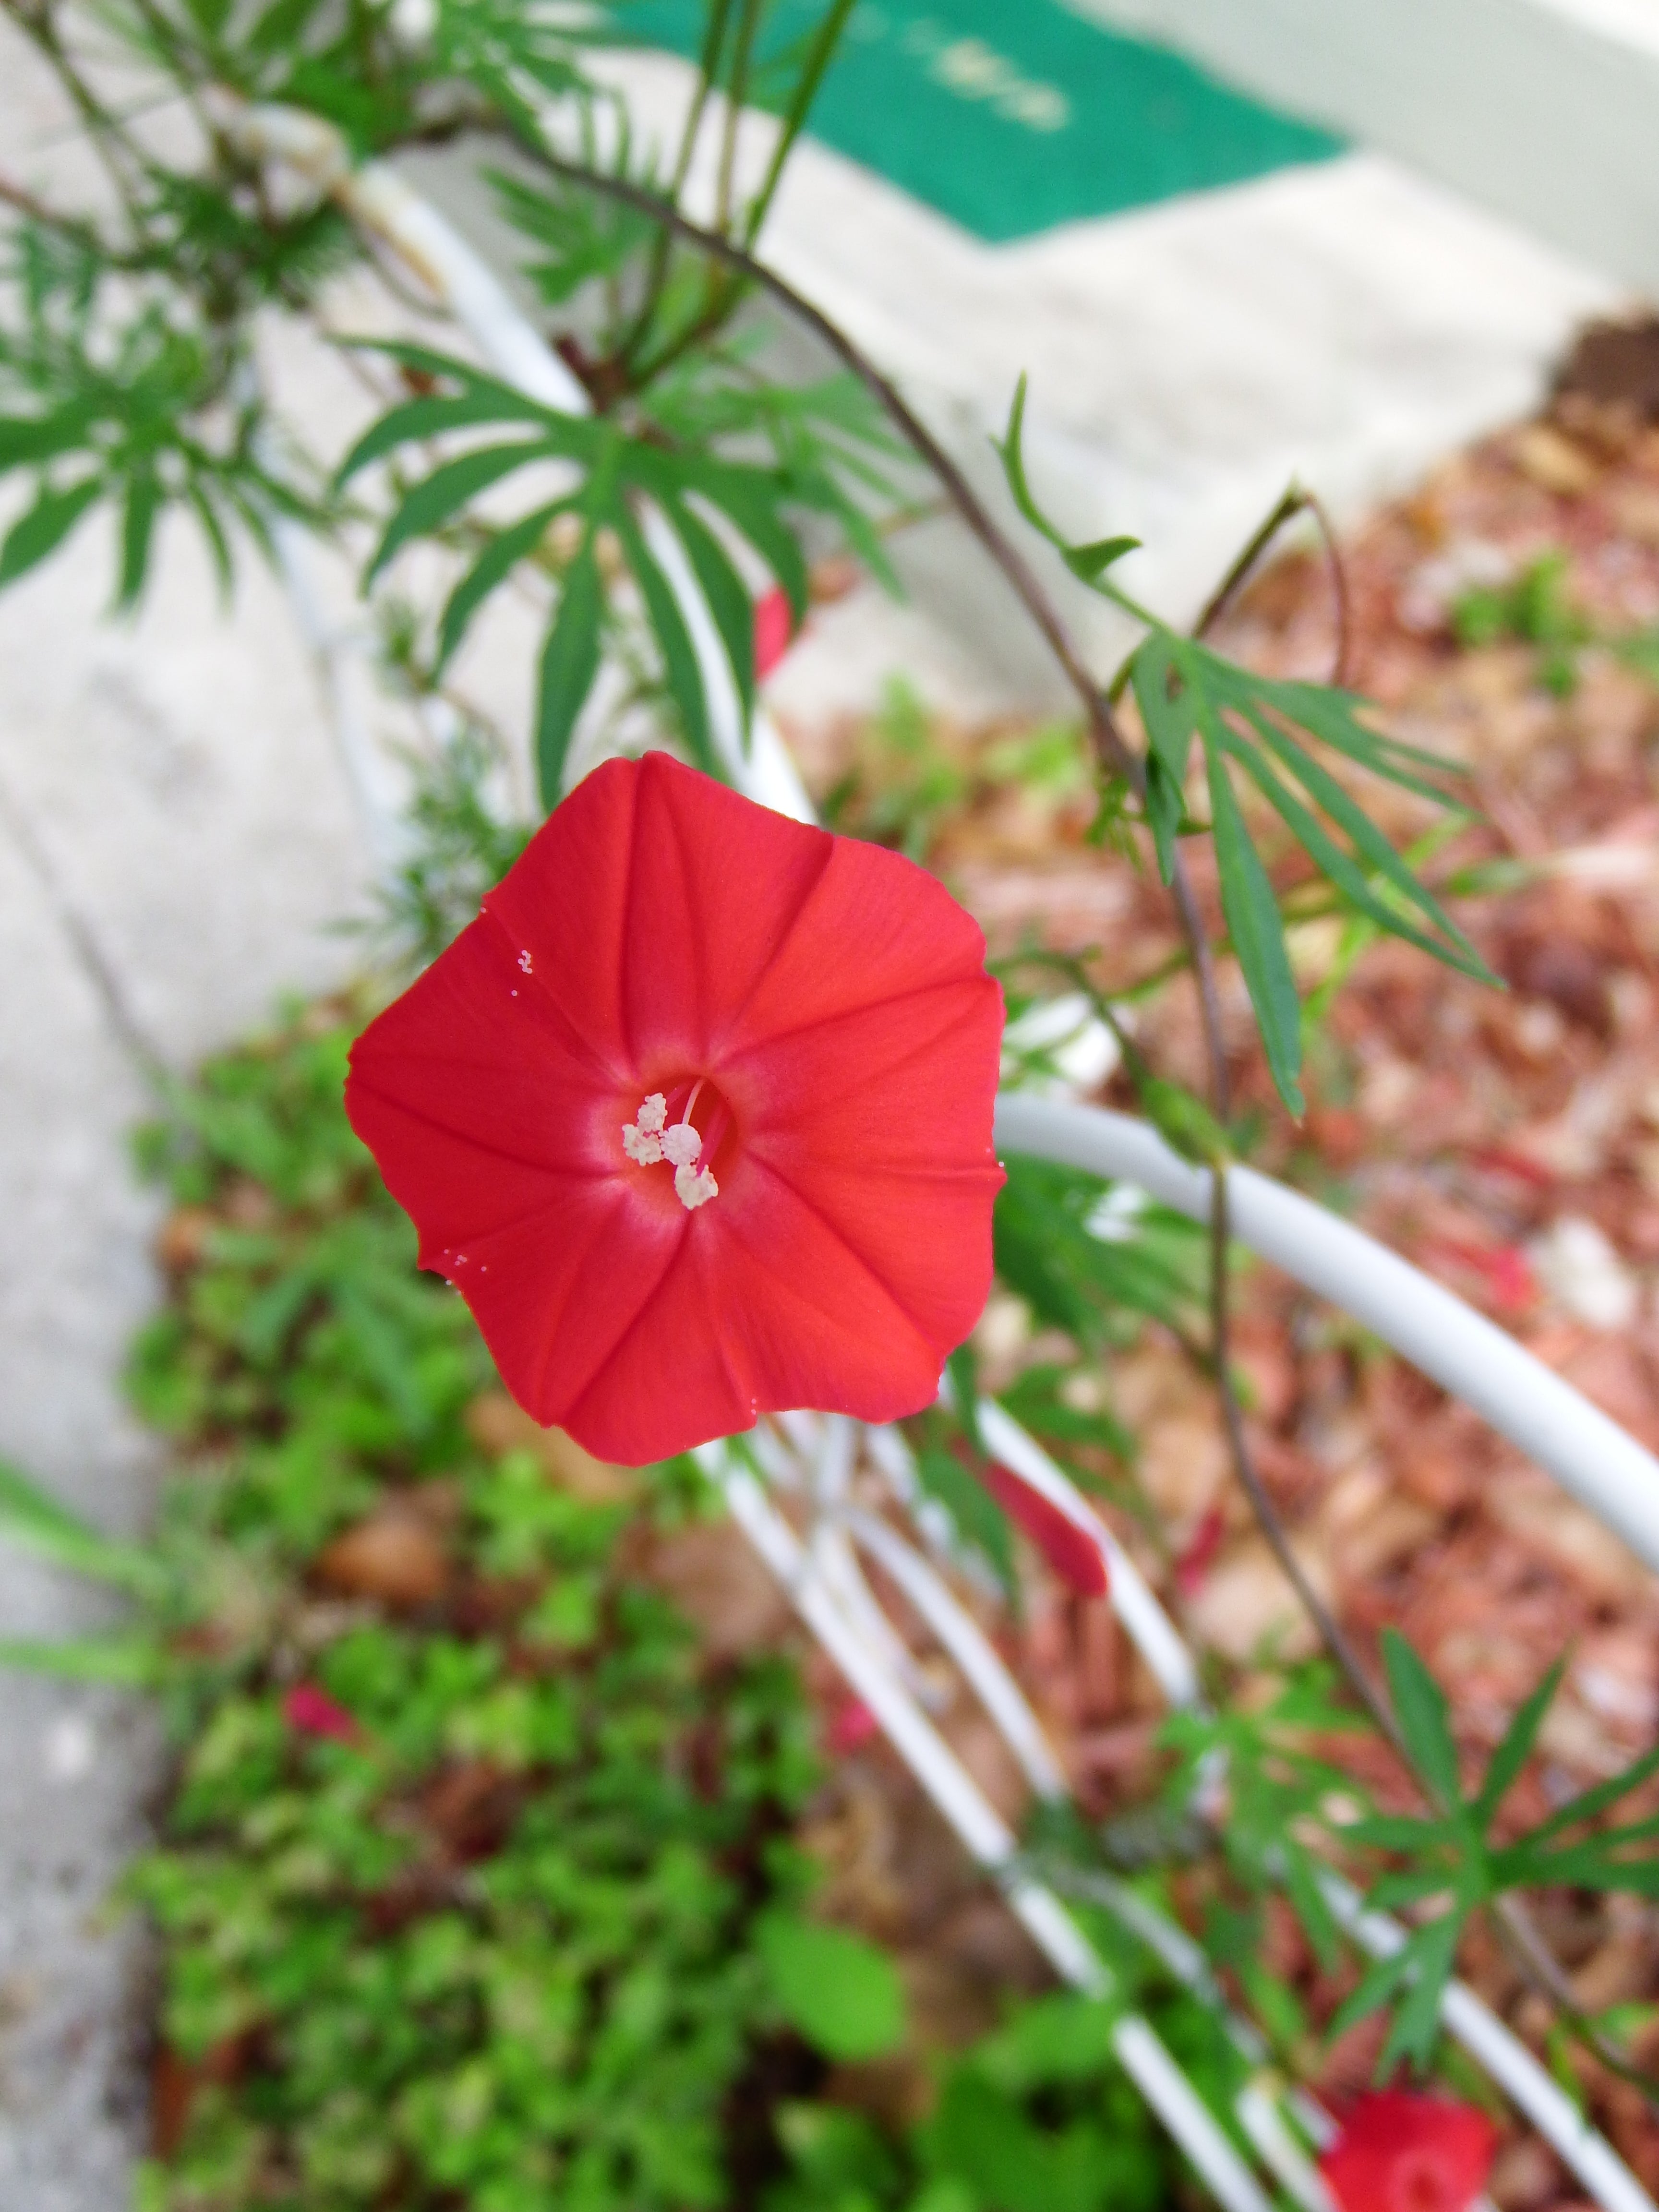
[{"xmin": 617, "ymin": 0, "xmax": 1342, "ymax": 243}]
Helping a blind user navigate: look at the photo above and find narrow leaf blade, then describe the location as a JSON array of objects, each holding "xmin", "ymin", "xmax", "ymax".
[
  {"xmin": 1382, "ymin": 1630, "xmax": 1462, "ymax": 1811},
  {"xmin": 534, "ymin": 538, "xmax": 603, "ymax": 809},
  {"xmin": 1204, "ymin": 744, "xmax": 1303, "ymax": 1112},
  {"xmin": 436, "ymin": 500, "xmax": 565, "ymax": 674},
  {"xmin": 0, "ymin": 476, "xmax": 102, "ymax": 589},
  {"xmin": 367, "ymin": 442, "xmax": 550, "ymax": 584}
]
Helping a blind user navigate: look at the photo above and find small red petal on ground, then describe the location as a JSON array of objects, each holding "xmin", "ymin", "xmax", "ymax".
[
  {"xmin": 1173, "ymin": 1503, "xmax": 1226, "ymax": 1595},
  {"xmin": 824, "ymin": 1696, "xmax": 880, "ymax": 1755},
  {"xmin": 979, "ymin": 1460, "xmax": 1109, "ymax": 1597},
  {"xmin": 753, "ymin": 586, "xmax": 796, "ymax": 678},
  {"xmin": 347, "ymin": 753, "xmax": 1004, "ymax": 1464},
  {"xmin": 1319, "ymin": 2090, "xmax": 1497, "ymax": 2212},
  {"xmin": 1466, "ymin": 1145, "xmax": 1558, "ymax": 1191},
  {"xmin": 283, "ymin": 1683, "xmax": 361, "ymax": 1744},
  {"xmin": 1423, "ymin": 1238, "xmax": 1538, "ymax": 1313}
]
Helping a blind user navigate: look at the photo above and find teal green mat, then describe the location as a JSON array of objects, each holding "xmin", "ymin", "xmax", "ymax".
[{"xmin": 614, "ymin": 0, "xmax": 1342, "ymax": 243}]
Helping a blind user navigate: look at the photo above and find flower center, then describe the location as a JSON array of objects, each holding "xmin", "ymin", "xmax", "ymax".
[{"xmin": 621, "ymin": 1080, "xmax": 723, "ymax": 1211}]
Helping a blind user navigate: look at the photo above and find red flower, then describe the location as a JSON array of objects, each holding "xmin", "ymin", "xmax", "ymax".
[
  {"xmin": 284, "ymin": 1683, "xmax": 361, "ymax": 1744},
  {"xmin": 1319, "ymin": 2092, "xmax": 1497, "ymax": 2212},
  {"xmin": 347, "ymin": 753, "xmax": 1004, "ymax": 1464},
  {"xmin": 753, "ymin": 585, "xmax": 797, "ymax": 678}
]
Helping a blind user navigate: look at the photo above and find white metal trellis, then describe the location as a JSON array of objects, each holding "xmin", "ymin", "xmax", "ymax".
[{"xmin": 224, "ymin": 111, "xmax": 1659, "ymax": 2211}]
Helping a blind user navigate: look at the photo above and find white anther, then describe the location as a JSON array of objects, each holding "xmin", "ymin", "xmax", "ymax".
[
  {"xmin": 518, "ymin": 949, "xmax": 533, "ymax": 974},
  {"xmin": 637, "ymin": 1093, "xmax": 667, "ymax": 1134},
  {"xmin": 662, "ymin": 1123, "xmax": 702, "ymax": 1168},
  {"xmin": 675, "ymin": 1164, "xmax": 718, "ymax": 1210},
  {"xmin": 622, "ymin": 1124, "xmax": 664, "ymax": 1164}
]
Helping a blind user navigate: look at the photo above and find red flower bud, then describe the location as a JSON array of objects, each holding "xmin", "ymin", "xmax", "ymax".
[{"xmin": 1319, "ymin": 2090, "xmax": 1497, "ymax": 2212}]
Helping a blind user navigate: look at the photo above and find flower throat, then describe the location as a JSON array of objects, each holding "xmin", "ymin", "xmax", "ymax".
[{"xmin": 622, "ymin": 1082, "xmax": 721, "ymax": 1210}]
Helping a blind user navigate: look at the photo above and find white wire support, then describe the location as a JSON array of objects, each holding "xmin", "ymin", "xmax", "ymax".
[
  {"xmin": 213, "ymin": 94, "xmax": 816, "ymax": 826},
  {"xmin": 703, "ymin": 1443, "xmax": 1277, "ymax": 2212},
  {"xmin": 842, "ymin": 1506, "xmax": 1069, "ymax": 1799},
  {"xmin": 810, "ymin": 1419, "xmax": 934, "ymax": 1699},
  {"xmin": 995, "ymin": 1094, "xmax": 1659, "ymax": 1575},
  {"xmin": 969, "ymin": 1398, "xmax": 1202, "ymax": 1709},
  {"xmin": 1236, "ymin": 2083, "xmax": 1337, "ymax": 2212},
  {"xmin": 841, "ymin": 1481, "xmax": 1346, "ymax": 2212}
]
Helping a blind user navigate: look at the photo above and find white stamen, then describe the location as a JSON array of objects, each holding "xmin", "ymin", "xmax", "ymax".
[
  {"xmin": 662, "ymin": 1122, "xmax": 702, "ymax": 1168},
  {"xmin": 518, "ymin": 949, "xmax": 533, "ymax": 974},
  {"xmin": 622, "ymin": 1088, "xmax": 719, "ymax": 1210},
  {"xmin": 675, "ymin": 1164, "xmax": 718, "ymax": 1209}
]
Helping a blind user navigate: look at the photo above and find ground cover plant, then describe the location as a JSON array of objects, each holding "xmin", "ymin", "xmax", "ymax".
[
  {"xmin": 0, "ymin": 1001, "xmax": 1227, "ymax": 2212},
  {"xmin": 2, "ymin": 2, "xmax": 1659, "ymax": 2208}
]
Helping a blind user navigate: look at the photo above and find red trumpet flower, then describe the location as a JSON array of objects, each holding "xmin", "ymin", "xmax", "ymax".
[
  {"xmin": 1319, "ymin": 2091, "xmax": 1497, "ymax": 2212},
  {"xmin": 347, "ymin": 753, "xmax": 1004, "ymax": 1464}
]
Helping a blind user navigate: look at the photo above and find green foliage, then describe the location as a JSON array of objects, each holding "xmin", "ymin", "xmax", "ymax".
[
  {"xmin": 1452, "ymin": 551, "xmax": 1591, "ymax": 696},
  {"xmin": 1159, "ymin": 1663, "xmax": 1365, "ymax": 1972},
  {"xmin": 1334, "ymin": 1634, "xmax": 1659, "ymax": 2074},
  {"xmin": 993, "ymin": 1156, "xmax": 1206, "ymax": 1355},
  {"xmin": 0, "ymin": 227, "xmax": 322, "ymax": 606},
  {"xmin": 912, "ymin": 1435, "xmax": 1018, "ymax": 1595},
  {"xmin": 358, "ymin": 722, "xmax": 534, "ymax": 973},
  {"xmin": 0, "ymin": 1458, "xmax": 167, "ymax": 1600},
  {"xmin": 823, "ymin": 677, "xmax": 969, "ymax": 858},
  {"xmin": 759, "ymin": 1914, "xmax": 907, "ymax": 2061},
  {"xmin": 994, "ymin": 377, "xmax": 1492, "ymax": 1113},
  {"xmin": 95, "ymin": 0, "xmax": 587, "ymax": 153},
  {"xmin": 765, "ymin": 1992, "xmax": 1182, "ymax": 2212},
  {"xmin": 336, "ymin": 337, "xmax": 874, "ymax": 800},
  {"xmin": 6, "ymin": 1001, "xmax": 825, "ymax": 2212}
]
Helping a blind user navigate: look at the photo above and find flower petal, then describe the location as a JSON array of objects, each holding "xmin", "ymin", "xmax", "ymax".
[
  {"xmin": 721, "ymin": 819, "xmax": 994, "ymax": 1054},
  {"xmin": 346, "ymin": 908, "xmax": 620, "ymax": 1247},
  {"xmin": 559, "ymin": 1214, "xmax": 756, "ymax": 1461},
  {"xmin": 482, "ymin": 754, "xmax": 641, "ymax": 1075}
]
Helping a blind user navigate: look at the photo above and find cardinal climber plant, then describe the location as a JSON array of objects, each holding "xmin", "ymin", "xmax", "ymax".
[{"xmin": 3, "ymin": 0, "xmax": 1659, "ymax": 2199}]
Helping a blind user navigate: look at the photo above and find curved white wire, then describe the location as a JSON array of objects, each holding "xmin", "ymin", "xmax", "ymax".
[
  {"xmin": 996, "ymin": 1094, "xmax": 1659, "ymax": 1574},
  {"xmin": 970, "ymin": 1396, "xmax": 1203, "ymax": 1708},
  {"xmin": 843, "ymin": 1505, "xmax": 1070, "ymax": 1798},
  {"xmin": 703, "ymin": 1444, "xmax": 1277, "ymax": 2212}
]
